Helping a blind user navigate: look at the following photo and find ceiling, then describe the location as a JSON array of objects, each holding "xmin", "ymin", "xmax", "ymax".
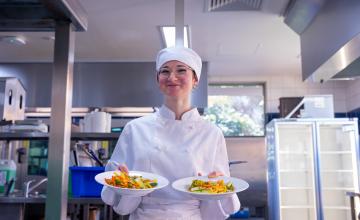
[{"xmin": 0, "ymin": 0, "xmax": 301, "ymax": 77}]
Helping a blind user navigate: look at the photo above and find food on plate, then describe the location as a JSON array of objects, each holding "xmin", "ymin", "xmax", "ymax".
[
  {"xmin": 188, "ymin": 179, "xmax": 234, "ymax": 193},
  {"xmin": 105, "ymin": 171, "xmax": 158, "ymax": 189}
]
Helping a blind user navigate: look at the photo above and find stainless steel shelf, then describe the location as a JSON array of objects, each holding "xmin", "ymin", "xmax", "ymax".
[
  {"xmin": 71, "ymin": 132, "xmax": 120, "ymax": 141},
  {"xmin": 0, "ymin": 195, "xmax": 46, "ymax": 204},
  {"xmin": 0, "ymin": 132, "xmax": 119, "ymax": 141}
]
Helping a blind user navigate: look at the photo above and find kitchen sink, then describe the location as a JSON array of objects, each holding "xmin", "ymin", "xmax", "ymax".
[{"xmin": 28, "ymin": 192, "xmax": 46, "ymax": 199}]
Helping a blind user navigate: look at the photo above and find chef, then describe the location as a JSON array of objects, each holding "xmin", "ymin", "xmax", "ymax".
[{"xmin": 101, "ymin": 46, "xmax": 240, "ymax": 220}]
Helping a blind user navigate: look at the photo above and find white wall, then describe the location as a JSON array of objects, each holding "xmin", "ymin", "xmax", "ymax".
[{"xmin": 210, "ymin": 74, "xmax": 349, "ymax": 113}]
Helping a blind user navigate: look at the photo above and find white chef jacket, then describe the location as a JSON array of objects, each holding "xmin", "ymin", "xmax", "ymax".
[{"xmin": 101, "ymin": 105, "xmax": 240, "ymax": 220}]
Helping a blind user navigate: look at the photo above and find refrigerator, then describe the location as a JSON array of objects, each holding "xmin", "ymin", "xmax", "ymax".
[{"xmin": 267, "ymin": 118, "xmax": 360, "ymax": 220}]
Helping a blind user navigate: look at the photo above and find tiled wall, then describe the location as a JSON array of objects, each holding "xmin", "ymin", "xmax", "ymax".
[
  {"xmin": 210, "ymin": 73, "xmax": 350, "ymax": 113},
  {"xmin": 346, "ymin": 78, "xmax": 360, "ymax": 112},
  {"xmin": 210, "ymin": 73, "xmax": 360, "ymax": 132},
  {"xmin": 212, "ymin": 73, "xmax": 360, "ymax": 208}
]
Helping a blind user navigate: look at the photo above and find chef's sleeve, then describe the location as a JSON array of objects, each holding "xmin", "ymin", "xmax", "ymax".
[
  {"xmin": 200, "ymin": 131, "xmax": 241, "ymax": 219},
  {"xmin": 100, "ymin": 124, "xmax": 142, "ymax": 215}
]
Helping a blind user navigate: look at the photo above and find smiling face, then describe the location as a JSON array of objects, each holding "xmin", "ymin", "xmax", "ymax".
[{"xmin": 157, "ymin": 60, "xmax": 198, "ymax": 101}]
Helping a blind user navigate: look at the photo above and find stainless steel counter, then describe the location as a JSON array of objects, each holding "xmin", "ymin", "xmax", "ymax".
[
  {"xmin": 0, "ymin": 196, "xmax": 120, "ymax": 220},
  {"xmin": 0, "ymin": 195, "xmax": 46, "ymax": 204},
  {"xmin": 0, "ymin": 195, "xmax": 104, "ymax": 204},
  {"xmin": 0, "ymin": 132, "xmax": 119, "ymax": 141}
]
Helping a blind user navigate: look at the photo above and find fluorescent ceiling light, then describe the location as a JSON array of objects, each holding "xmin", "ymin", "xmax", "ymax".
[
  {"xmin": 0, "ymin": 36, "xmax": 26, "ymax": 45},
  {"xmin": 329, "ymin": 77, "xmax": 356, "ymax": 81},
  {"xmin": 160, "ymin": 26, "xmax": 189, "ymax": 48}
]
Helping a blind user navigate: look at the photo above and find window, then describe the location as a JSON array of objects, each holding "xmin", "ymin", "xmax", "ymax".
[{"xmin": 204, "ymin": 83, "xmax": 265, "ymax": 137}]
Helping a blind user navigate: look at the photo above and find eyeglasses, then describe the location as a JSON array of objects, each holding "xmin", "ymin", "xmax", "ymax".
[{"xmin": 158, "ymin": 67, "xmax": 193, "ymax": 78}]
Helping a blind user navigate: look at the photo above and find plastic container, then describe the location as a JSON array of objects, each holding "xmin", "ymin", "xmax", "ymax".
[
  {"xmin": 68, "ymin": 171, "xmax": 72, "ymax": 197},
  {"xmin": 230, "ymin": 207, "xmax": 250, "ymax": 219},
  {"xmin": 69, "ymin": 166, "xmax": 105, "ymax": 197},
  {"xmin": 0, "ymin": 160, "xmax": 16, "ymax": 194}
]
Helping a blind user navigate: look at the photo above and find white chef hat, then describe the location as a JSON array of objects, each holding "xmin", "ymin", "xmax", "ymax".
[{"xmin": 156, "ymin": 47, "xmax": 202, "ymax": 81}]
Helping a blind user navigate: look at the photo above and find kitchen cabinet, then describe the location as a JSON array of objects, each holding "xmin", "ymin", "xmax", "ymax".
[
  {"xmin": 267, "ymin": 118, "xmax": 360, "ymax": 220},
  {"xmin": 279, "ymin": 97, "xmax": 303, "ymax": 118}
]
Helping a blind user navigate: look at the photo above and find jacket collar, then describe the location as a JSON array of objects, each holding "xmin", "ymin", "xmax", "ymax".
[{"xmin": 158, "ymin": 105, "xmax": 200, "ymax": 121}]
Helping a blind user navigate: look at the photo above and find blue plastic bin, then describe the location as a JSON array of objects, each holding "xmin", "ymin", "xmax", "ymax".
[
  {"xmin": 69, "ymin": 166, "xmax": 105, "ymax": 197},
  {"xmin": 230, "ymin": 207, "xmax": 250, "ymax": 219}
]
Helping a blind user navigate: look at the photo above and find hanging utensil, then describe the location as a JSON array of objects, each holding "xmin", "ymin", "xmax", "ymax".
[
  {"xmin": 79, "ymin": 144, "xmax": 103, "ymax": 167},
  {"xmin": 4, "ymin": 178, "xmax": 14, "ymax": 196},
  {"xmin": 87, "ymin": 149, "xmax": 103, "ymax": 167},
  {"xmin": 73, "ymin": 149, "xmax": 79, "ymax": 166}
]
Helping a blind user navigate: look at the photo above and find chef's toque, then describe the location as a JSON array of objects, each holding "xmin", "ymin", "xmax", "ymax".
[{"xmin": 156, "ymin": 47, "xmax": 202, "ymax": 81}]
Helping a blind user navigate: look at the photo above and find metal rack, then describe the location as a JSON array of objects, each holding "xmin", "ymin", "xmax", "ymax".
[{"xmin": 0, "ymin": 131, "xmax": 122, "ymax": 220}]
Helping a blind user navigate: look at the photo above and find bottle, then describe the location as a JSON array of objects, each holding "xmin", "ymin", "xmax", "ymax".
[{"xmin": 0, "ymin": 160, "xmax": 17, "ymax": 194}]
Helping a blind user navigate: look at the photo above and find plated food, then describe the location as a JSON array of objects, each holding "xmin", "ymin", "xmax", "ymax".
[
  {"xmin": 172, "ymin": 176, "xmax": 249, "ymax": 200},
  {"xmin": 188, "ymin": 179, "xmax": 234, "ymax": 194},
  {"xmin": 95, "ymin": 170, "xmax": 169, "ymax": 196},
  {"xmin": 105, "ymin": 171, "xmax": 158, "ymax": 189}
]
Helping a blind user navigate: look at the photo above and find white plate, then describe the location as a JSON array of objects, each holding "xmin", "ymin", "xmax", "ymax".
[
  {"xmin": 95, "ymin": 170, "xmax": 169, "ymax": 197},
  {"xmin": 172, "ymin": 176, "xmax": 249, "ymax": 200}
]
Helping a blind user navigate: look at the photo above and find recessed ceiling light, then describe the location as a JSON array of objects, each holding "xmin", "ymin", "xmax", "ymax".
[
  {"xmin": 159, "ymin": 26, "xmax": 190, "ymax": 48},
  {"xmin": 0, "ymin": 36, "xmax": 26, "ymax": 45}
]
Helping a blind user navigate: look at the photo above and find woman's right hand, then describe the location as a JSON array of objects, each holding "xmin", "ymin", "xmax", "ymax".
[{"xmin": 117, "ymin": 164, "xmax": 129, "ymax": 173}]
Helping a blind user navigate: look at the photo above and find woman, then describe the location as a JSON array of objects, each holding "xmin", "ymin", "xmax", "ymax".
[{"xmin": 101, "ymin": 47, "xmax": 240, "ymax": 220}]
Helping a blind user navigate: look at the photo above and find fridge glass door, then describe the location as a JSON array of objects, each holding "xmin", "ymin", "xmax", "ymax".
[
  {"xmin": 318, "ymin": 122, "xmax": 359, "ymax": 220},
  {"xmin": 277, "ymin": 123, "xmax": 317, "ymax": 220}
]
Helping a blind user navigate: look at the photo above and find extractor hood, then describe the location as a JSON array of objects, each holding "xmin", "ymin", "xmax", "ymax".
[
  {"xmin": 0, "ymin": 0, "xmax": 87, "ymax": 31},
  {"xmin": 285, "ymin": 0, "xmax": 360, "ymax": 82}
]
